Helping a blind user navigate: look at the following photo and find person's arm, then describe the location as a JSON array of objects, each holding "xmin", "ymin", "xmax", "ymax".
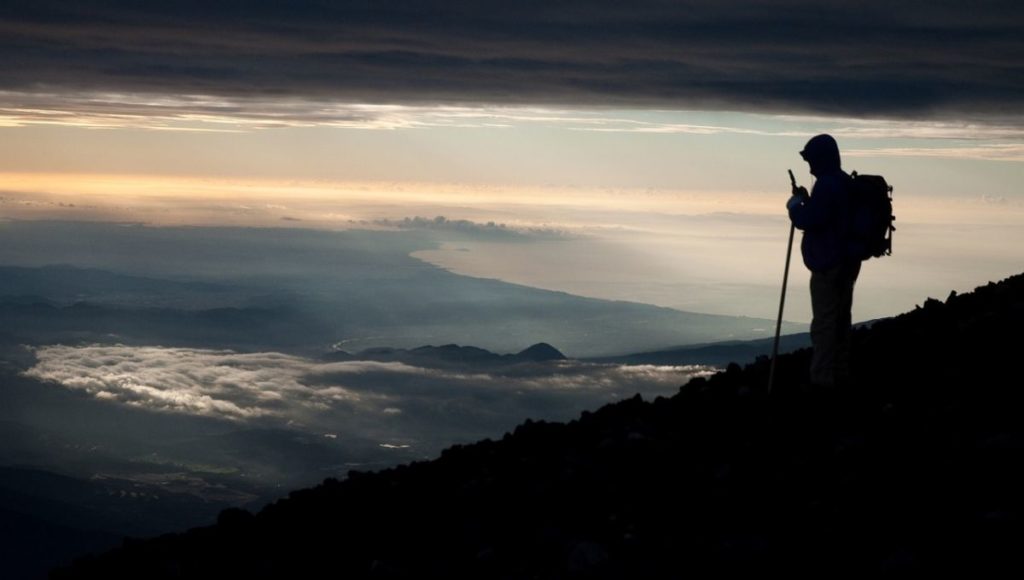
[{"xmin": 788, "ymin": 180, "xmax": 838, "ymax": 231}]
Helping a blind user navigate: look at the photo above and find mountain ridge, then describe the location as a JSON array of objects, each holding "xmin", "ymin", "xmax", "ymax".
[
  {"xmin": 0, "ymin": 224, "xmax": 807, "ymax": 357},
  {"xmin": 589, "ymin": 332, "xmax": 812, "ymax": 367},
  {"xmin": 53, "ymin": 273, "xmax": 1024, "ymax": 578},
  {"xmin": 324, "ymin": 342, "xmax": 567, "ymax": 368}
]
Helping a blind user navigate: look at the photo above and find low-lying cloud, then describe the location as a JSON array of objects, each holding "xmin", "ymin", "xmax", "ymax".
[
  {"xmin": 369, "ymin": 216, "xmax": 569, "ymax": 241},
  {"xmin": 23, "ymin": 345, "xmax": 375, "ymax": 420},
  {"xmin": 24, "ymin": 345, "xmax": 713, "ymax": 449}
]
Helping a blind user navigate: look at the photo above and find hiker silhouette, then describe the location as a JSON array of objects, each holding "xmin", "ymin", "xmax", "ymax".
[{"xmin": 787, "ymin": 134, "xmax": 860, "ymax": 388}]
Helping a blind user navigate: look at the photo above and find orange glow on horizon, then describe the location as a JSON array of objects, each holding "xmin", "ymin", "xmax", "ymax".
[{"xmin": 0, "ymin": 171, "xmax": 1019, "ymax": 230}]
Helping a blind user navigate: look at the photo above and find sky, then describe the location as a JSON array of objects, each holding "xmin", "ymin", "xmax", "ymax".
[{"xmin": 1, "ymin": 0, "xmax": 1023, "ymax": 323}]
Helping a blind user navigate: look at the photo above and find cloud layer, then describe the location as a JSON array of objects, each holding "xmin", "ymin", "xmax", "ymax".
[
  {"xmin": 23, "ymin": 344, "xmax": 712, "ymax": 449},
  {"xmin": 2, "ymin": 1, "xmax": 1022, "ymax": 119},
  {"xmin": 370, "ymin": 216, "xmax": 570, "ymax": 240},
  {"xmin": 22, "ymin": 345, "xmax": 374, "ymax": 420}
]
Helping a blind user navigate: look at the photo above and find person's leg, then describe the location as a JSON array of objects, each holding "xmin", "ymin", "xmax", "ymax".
[
  {"xmin": 810, "ymin": 266, "xmax": 842, "ymax": 387},
  {"xmin": 834, "ymin": 261, "xmax": 862, "ymax": 386}
]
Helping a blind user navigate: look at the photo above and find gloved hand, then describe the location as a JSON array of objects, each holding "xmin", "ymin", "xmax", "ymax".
[{"xmin": 791, "ymin": 185, "xmax": 809, "ymax": 198}]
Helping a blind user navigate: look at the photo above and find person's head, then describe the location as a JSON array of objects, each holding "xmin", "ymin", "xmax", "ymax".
[{"xmin": 799, "ymin": 134, "xmax": 841, "ymax": 176}]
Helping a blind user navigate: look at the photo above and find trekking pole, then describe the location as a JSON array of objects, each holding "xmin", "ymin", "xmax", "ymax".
[{"xmin": 768, "ymin": 170, "xmax": 798, "ymax": 395}]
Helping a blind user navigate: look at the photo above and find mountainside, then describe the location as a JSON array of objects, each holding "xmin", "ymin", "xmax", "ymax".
[{"xmin": 54, "ymin": 274, "xmax": 1024, "ymax": 578}]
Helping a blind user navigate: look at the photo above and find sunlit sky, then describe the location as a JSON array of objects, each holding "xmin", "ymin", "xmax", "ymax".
[{"xmin": 2, "ymin": 1, "xmax": 1022, "ymax": 325}]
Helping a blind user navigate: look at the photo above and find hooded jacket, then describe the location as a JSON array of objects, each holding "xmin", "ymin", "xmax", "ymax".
[{"xmin": 788, "ymin": 134, "xmax": 853, "ymax": 272}]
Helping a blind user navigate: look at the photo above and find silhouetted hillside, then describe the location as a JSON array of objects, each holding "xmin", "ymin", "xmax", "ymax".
[{"xmin": 53, "ymin": 274, "xmax": 1024, "ymax": 578}]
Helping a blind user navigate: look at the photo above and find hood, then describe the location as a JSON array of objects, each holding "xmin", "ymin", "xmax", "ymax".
[{"xmin": 799, "ymin": 134, "xmax": 841, "ymax": 175}]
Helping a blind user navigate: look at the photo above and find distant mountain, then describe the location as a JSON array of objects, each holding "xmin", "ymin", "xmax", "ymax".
[
  {"xmin": 324, "ymin": 342, "xmax": 567, "ymax": 368},
  {"xmin": 0, "ymin": 224, "xmax": 806, "ymax": 356},
  {"xmin": 596, "ymin": 319, "xmax": 888, "ymax": 367},
  {"xmin": 513, "ymin": 342, "xmax": 567, "ymax": 362},
  {"xmin": 592, "ymin": 332, "xmax": 811, "ymax": 367},
  {"xmin": 0, "ymin": 299, "xmax": 329, "ymax": 352},
  {"xmin": 53, "ymin": 274, "xmax": 1024, "ymax": 577},
  {"xmin": 0, "ymin": 265, "xmax": 239, "ymax": 308}
]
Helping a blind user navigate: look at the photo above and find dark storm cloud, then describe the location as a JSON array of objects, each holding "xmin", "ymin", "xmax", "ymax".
[{"xmin": 1, "ymin": 1, "xmax": 1021, "ymax": 118}]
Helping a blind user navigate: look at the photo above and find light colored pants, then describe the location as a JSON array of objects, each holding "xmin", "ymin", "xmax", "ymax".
[{"xmin": 809, "ymin": 261, "xmax": 861, "ymax": 387}]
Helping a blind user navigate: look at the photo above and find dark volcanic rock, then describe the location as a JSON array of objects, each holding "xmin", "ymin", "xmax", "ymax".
[{"xmin": 54, "ymin": 273, "xmax": 1024, "ymax": 579}]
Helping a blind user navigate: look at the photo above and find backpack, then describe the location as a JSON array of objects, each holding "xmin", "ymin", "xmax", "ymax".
[{"xmin": 847, "ymin": 172, "xmax": 895, "ymax": 260}]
